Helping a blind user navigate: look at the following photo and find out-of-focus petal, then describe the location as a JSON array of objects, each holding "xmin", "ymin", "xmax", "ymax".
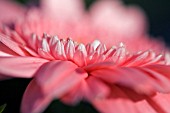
[
  {"xmin": 0, "ymin": 42, "xmax": 18, "ymax": 56},
  {"xmin": 89, "ymin": 0, "xmax": 147, "ymax": 46},
  {"xmin": 61, "ymin": 80, "xmax": 87, "ymax": 105},
  {"xmin": 35, "ymin": 60, "xmax": 88, "ymax": 98},
  {"xmin": 92, "ymin": 85, "xmax": 157, "ymax": 113},
  {"xmin": 0, "ymin": 33, "xmax": 28, "ymax": 56},
  {"xmin": 21, "ymin": 79, "xmax": 52, "ymax": 113},
  {"xmin": 0, "ymin": 56, "xmax": 48, "ymax": 78},
  {"xmin": 40, "ymin": 0, "xmax": 84, "ymax": 20},
  {"xmin": 0, "ymin": 0, "xmax": 26, "ymax": 22},
  {"xmin": 84, "ymin": 76, "xmax": 110, "ymax": 101}
]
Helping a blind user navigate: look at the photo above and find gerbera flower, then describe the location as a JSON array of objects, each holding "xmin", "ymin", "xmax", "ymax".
[{"xmin": 0, "ymin": 0, "xmax": 170, "ymax": 113}]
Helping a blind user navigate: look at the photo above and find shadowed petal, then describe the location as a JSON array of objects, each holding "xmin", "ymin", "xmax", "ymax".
[
  {"xmin": 61, "ymin": 80, "xmax": 87, "ymax": 105},
  {"xmin": 91, "ymin": 65, "xmax": 170, "ymax": 95},
  {"xmin": 35, "ymin": 60, "xmax": 88, "ymax": 99},
  {"xmin": 21, "ymin": 79, "xmax": 52, "ymax": 113},
  {"xmin": 150, "ymin": 93, "xmax": 170, "ymax": 113},
  {"xmin": 0, "ymin": 56, "xmax": 48, "ymax": 79},
  {"xmin": 84, "ymin": 76, "xmax": 110, "ymax": 101},
  {"xmin": 92, "ymin": 85, "xmax": 157, "ymax": 113}
]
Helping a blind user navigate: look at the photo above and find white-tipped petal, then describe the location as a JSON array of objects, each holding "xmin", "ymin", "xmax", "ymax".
[
  {"xmin": 91, "ymin": 40, "xmax": 101, "ymax": 50},
  {"xmin": 49, "ymin": 36, "xmax": 59, "ymax": 46},
  {"xmin": 65, "ymin": 39, "xmax": 75, "ymax": 59},
  {"xmin": 41, "ymin": 38, "xmax": 50, "ymax": 52},
  {"xmin": 77, "ymin": 43, "xmax": 87, "ymax": 57}
]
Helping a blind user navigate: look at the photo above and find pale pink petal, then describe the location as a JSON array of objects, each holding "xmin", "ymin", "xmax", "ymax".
[
  {"xmin": 0, "ymin": 33, "xmax": 28, "ymax": 56},
  {"xmin": 35, "ymin": 60, "xmax": 88, "ymax": 98},
  {"xmin": 40, "ymin": 0, "xmax": 84, "ymax": 19},
  {"xmin": 0, "ymin": 0, "xmax": 26, "ymax": 22},
  {"xmin": 21, "ymin": 79, "xmax": 52, "ymax": 113},
  {"xmin": 0, "ymin": 56, "xmax": 48, "ymax": 78},
  {"xmin": 89, "ymin": 0, "xmax": 147, "ymax": 46}
]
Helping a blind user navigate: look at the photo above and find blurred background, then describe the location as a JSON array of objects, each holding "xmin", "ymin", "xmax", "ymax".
[{"xmin": 0, "ymin": 0, "xmax": 170, "ymax": 113}]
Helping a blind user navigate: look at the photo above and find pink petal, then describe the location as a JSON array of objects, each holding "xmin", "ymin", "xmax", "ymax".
[
  {"xmin": 0, "ymin": 56, "xmax": 48, "ymax": 78},
  {"xmin": 35, "ymin": 60, "xmax": 88, "ymax": 98},
  {"xmin": 0, "ymin": 33, "xmax": 28, "ymax": 56},
  {"xmin": 91, "ymin": 65, "xmax": 170, "ymax": 95},
  {"xmin": 40, "ymin": 0, "xmax": 84, "ymax": 19},
  {"xmin": 21, "ymin": 79, "xmax": 52, "ymax": 113},
  {"xmin": 90, "ymin": 0, "xmax": 146, "ymax": 37},
  {"xmin": 61, "ymin": 80, "xmax": 87, "ymax": 105},
  {"xmin": 150, "ymin": 93, "xmax": 170, "ymax": 113},
  {"xmin": 0, "ymin": 0, "xmax": 26, "ymax": 22},
  {"xmin": 84, "ymin": 76, "xmax": 110, "ymax": 101},
  {"xmin": 92, "ymin": 85, "xmax": 157, "ymax": 113},
  {"xmin": 0, "ymin": 42, "xmax": 18, "ymax": 56}
]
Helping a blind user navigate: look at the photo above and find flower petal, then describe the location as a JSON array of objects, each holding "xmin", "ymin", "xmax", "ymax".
[
  {"xmin": 0, "ymin": 56, "xmax": 48, "ymax": 78},
  {"xmin": 150, "ymin": 93, "xmax": 170, "ymax": 113},
  {"xmin": 35, "ymin": 60, "xmax": 88, "ymax": 98},
  {"xmin": 91, "ymin": 65, "xmax": 170, "ymax": 95},
  {"xmin": 92, "ymin": 85, "xmax": 157, "ymax": 113},
  {"xmin": 40, "ymin": 0, "xmax": 84, "ymax": 19},
  {"xmin": 90, "ymin": 0, "xmax": 146, "ymax": 38},
  {"xmin": 0, "ymin": 33, "xmax": 27, "ymax": 56},
  {"xmin": 21, "ymin": 79, "xmax": 52, "ymax": 113},
  {"xmin": 0, "ymin": 0, "xmax": 26, "ymax": 22},
  {"xmin": 84, "ymin": 76, "xmax": 110, "ymax": 101}
]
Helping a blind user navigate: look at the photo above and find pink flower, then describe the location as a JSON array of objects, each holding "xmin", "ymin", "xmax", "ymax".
[
  {"xmin": 0, "ymin": 0, "xmax": 26, "ymax": 22},
  {"xmin": 0, "ymin": 0, "xmax": 170, "ymax": 113}
]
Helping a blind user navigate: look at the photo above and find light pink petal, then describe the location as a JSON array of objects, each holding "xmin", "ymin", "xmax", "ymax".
[
  {"xmin": 0, "ymin": 0, "xmax": 26, "ymax": 22},
  {"xmin": 0, "ymin": 33, "xmax": 28, "ymax": 56},
  {"xmin": 40, "ymin": 0, "xmax": 84, "ymax": 19},
  {"xmin": 89, "ymin": 0, "xmax": 146, "ymax": 46},
  {"xmin": 21, "ymin": 79, "xmax": 52, "ymax": 113},
  {"xmin": 35, "ymin": 60, "xmax": 88, "ymax": 98},
  {"xmin": 0, "ymin": 56, "xmax": 48, "ymax": 78}
]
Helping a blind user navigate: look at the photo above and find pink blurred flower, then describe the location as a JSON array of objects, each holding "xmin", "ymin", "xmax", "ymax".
[
  {"xmin": 0, "ymin": 0, "xmax": 170, "ymax": 113},
  {"xmin": 0, "ymin": 0, "xmax": 26, "ymax": 22}
]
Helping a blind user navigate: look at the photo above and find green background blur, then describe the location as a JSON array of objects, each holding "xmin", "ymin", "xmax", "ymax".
[{"xmin": 0, "ymin": 0, "xmax": 170, "ymax": 113}]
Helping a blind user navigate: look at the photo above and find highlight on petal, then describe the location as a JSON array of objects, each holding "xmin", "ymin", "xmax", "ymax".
[{"xmin": 0, "ymin": 56, "xmax": 48, "ymax": 78}]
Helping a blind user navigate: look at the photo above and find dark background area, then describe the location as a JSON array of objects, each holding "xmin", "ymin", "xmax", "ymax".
[{"xmin": 0, "ymin": 0, "xmax": 170, "ymax": 113}]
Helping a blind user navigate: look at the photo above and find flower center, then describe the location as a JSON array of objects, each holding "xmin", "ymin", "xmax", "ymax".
[{"xmin": 28, "ymin": 33, "xmax": 165, "ymax": 67}]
